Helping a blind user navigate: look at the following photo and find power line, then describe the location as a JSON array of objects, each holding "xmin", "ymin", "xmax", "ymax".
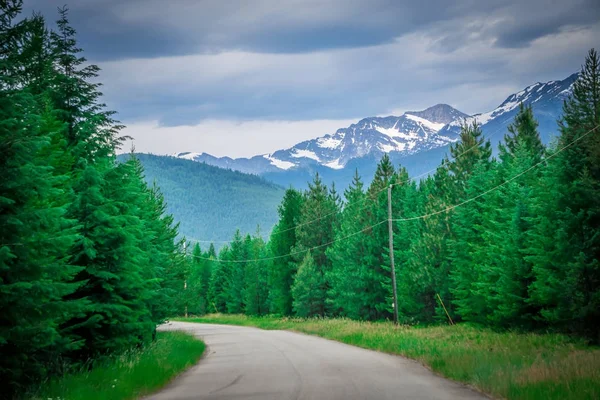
[
  {"xmin": 391, "ymin": 124, "xmax": 599, "ymax": 222},
  {"xmin": 191, "ymin": 124, "xmax": 599, "ymax": 263},
  {"xmin": 191, "ymin": 119, "xmax": 511, "ymax": 244},
  {"xmin": 190, "ymin": 220, "xmax": 388, "ymax": 263}
]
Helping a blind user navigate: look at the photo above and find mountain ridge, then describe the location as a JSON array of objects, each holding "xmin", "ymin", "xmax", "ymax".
[
  {"xmin": 119, "ymin": 153, "xmax": 285, "ymax": 244},
  {"xmin": 170, "ymin": 72, "xmax": 577, "ymax": 189},
  {"xmin": 175, "ymin": 103, "xmax": 467, "ymax": 174}
]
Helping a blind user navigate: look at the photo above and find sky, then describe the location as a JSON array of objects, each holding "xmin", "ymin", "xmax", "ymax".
[{"xmin": 25, "ymin": 0, "xmax": 600, "ymax": 157}]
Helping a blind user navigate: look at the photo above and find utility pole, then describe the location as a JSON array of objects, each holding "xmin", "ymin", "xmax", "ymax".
[
  {"xmin": 184, "ymin": 241, "xmax": 188, "ymax": 318},
  {"xmin": 388, "ymin": 184, "xmax": 399, "ymax": 325}
]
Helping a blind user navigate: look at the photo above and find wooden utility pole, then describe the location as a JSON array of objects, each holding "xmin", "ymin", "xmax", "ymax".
[
  {"xmin": 387, "ymin": 184, "xmax": 399, "ymax": 325},
  {"xmin": 184, "ymin": 241, "xmax": 188, "ymax": 318}
]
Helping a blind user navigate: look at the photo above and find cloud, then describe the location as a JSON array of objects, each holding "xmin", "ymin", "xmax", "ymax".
[
  {"xmin": 100, "ymin": 21, "xmax": 598, "ymax": 126},
  {"xmin": 120, "ymin": 118, "xmax": 357, "ymax": 158},
  {"xmin": 26, "ymin": 0, "xmax": 599, "ymax": 60},
  {"xmin": 23, "ymin": 0, "xmax": 600, "ymax": 157}
]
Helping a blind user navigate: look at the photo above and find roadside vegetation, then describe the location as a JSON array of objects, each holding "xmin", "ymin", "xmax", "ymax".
[
  {"xmin": 32, "ymin": 331, "xmax": 205, "ymax": 400},
  {"xmin": 181, "ymin": 314, "xmax": 600, "ymax": 400},
  {"xmin": 1, "ymin": 3, "xmax": 193, "ymax": 397}
]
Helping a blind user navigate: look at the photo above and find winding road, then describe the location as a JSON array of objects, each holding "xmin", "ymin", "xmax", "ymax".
[{"xmin": 147, "ymin": 321, "xmax": 486, "ymax": 400}]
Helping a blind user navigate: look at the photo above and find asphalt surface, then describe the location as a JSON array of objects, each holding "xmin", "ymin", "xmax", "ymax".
[{"xmin": 146, "ymin": 321, "xmax": 487, "ymax": 400}]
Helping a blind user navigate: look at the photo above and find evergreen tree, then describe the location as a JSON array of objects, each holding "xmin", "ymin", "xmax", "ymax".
[
  {"xmin": 64, "ymin": 160, "xmax": 154, "ymax": 359},
  {"xmin": 327, "ymin": 170, "xmax": 371, "ymax": 318},
  {"xmin": 208, "ymin": 246, "xmax": 230, "ymax": 313},
  {"xmin": 449, "ymin": 160, "xmax": 497, "ymax": 323},
  {"xmin": 225, "ymin": 230, "xmax": 247, "ymax": 313},
  {"xmin": 0, "ymin": 4, "xmax": 80, "ymax": 393},
  {"xmin": 360, "ymin": 155, "xmax": 398, "ymax": 320},
  {"xmin": 142, "ymin": 181, "xmax": 188, "ymax": 321},
  {"xmin": 49, "ymin": 7, "xmax": 123, "ymax": 159},
  {"xmin": 430, "ymin": 122, "xmax": 492, "ymax": 323},
  {"xmin": 206, "ymin": 243, "xmax": 216, "ymax": 258},
  {"xmin": 504, "ymin": 103, "xmax": 545, "ymax": 159},
  {"xmin": 527, "ymin": 49, "xmax": 600, "ymax": 340},
  {"xmin": 293, "ymin": 173, "xmax": 340, "ymax": 316},
  {"xmin": 244, "ymin": 229, "xmax": 269, "ymax": 315},
  {"xmin": 387, "ymin": 167, "xmax": 420, "ymax": 323},
  {"xmin": 268, "ymin": 188, "xmax": 303, "ymax": 315},
  {"xmin": 473, "ymin": 105, "xmax": 545, "ymax": 328},
  {"xmin": 291, "ymin": 252, "xmax": 323, "ymax": 318},
  {"xmin": 187, "ymin": 243, "xmax": 206, "ymax": 315},
  {"xmin": 447, "ymin": 121, "xmax": 492, "ymax": 195}
]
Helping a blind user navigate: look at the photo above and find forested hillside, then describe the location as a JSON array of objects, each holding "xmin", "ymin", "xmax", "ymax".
[
  {"xmin": 124, "ymin": 154, "xmax": 285, "ymax": 244},
  {"xmin": 0, "ymin": 3, "xmax": 189, "ymax": 397},
  {"xmin": 183, "ymin": 50, "xmax": 600, "ymax": 342}
]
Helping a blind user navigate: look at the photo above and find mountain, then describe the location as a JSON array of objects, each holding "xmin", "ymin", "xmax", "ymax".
[
  {"xmin": 175, "ymin": 104, "xmax": 467, "ymax": 176},
  {"xmin": 439, "ymin": 72, "xmax": 577, "ymax": 147},
  {"xmin": 123, "ymin": 153, "xmax": 285, "ymax": 245},
  {"xmin": 173, "ymin": 73, "xmax": 576, "ymax": 189}
]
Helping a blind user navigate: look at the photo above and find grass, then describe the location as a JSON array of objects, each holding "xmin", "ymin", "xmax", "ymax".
[
  {"xmin": 33, "ymin": 331, "xmax": 205, "ymax": 400},
  {"xmin": 179, "ymin": 314, "xmax": 600, "ymax": 400}
]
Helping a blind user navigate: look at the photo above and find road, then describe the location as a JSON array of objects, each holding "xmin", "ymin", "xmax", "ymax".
[{"xmin": 146, "ymin": 321, "xmax": 487, "ymax": 400}]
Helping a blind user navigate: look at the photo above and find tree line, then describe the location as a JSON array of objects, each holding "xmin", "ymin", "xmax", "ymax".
[
  {"xmin": 184, "ymin": 49, "xmax": 600, "ymax": 343},
  {"xmin": 1, "ymin": 2, "xmax": 188, "ymax": 396}
]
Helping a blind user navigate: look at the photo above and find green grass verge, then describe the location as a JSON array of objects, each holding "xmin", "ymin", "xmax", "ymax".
[
  {"xmin": 33, "ymin": 331, "xmax": 205, "ymax": 400},
  {"xmin": 178, "ymin": 314, "xmax": 600, "ymax": 400}
]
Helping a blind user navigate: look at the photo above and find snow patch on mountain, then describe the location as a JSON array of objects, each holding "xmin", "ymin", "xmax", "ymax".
[
  {"xmin": 291, "ymin": 149, "xmax": 321, "ymax": 161},
  {"xmin": 375, "ymin": 126, "xmax": 401, "ymax": 137},
  {"xmin": 317, "ymin": 135, "xmax": 343, "ymax": 149},
  {"xmin": 324, "ymin": 159, "xmax": 345, "ymax": 170},
  {"xmin": 263, "ymin": 154, "xmax": 295, "ymax": 170},
  {"xmin": 175, "ymin": 152, "xmax": 203, "ymax": 160},
  {"xmin": 404, "ymin": 114, "xmax": 446, "ymax": 131}
]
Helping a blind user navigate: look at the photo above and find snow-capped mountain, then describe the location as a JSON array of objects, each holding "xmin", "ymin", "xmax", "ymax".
[
  {"xmin": 438, "ymin": 73, "xmax": 577, "ymax": 144},
  {"xmin": 174, "ymin": 104, "xmax": 468, "ymax": 174},
  {"xmin": 172, "ymin": 72, "xmax": 577, "ymax": 189},
  {"xmin": 266, "ymin": 104, "xmax": 467, "ymax": 171}
]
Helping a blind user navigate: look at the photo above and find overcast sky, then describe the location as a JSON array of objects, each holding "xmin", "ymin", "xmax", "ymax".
[{"xmin": 25, "ymin": 0, "xmax": 600, "ymax": 157}]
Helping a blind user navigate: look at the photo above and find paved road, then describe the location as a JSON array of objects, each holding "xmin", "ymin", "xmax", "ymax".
[{"xmin": 147, "ymin": 321, "xmax": 487, "ymax": 400}]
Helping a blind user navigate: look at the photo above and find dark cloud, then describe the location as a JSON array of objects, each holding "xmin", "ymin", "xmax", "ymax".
[
  {"xmin": 20, "ymin": 0, "xmax": 600, "ymax": 128},
  {"xmin": 491, "ymin": 0, "xmax": 600, "ymax": 48},
  {"xmin": 27, "ymin": 0, "xmax": 596, "ymax": 60}
]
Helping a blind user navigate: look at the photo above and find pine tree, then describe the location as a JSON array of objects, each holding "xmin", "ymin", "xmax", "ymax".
[
  {"xmin": 447, "ymin": 121, "xmax": 492, "ymax": 195},
  {"xmin": 268, "ymin": 188, "xmax": 303, "ymax": 315},
  {"xmin": 64, "ymin": 160, "xmax": 155, "ymax": 359},
  {"xmin": 504, "ymin": 103, "xmax": 545, "ymax": 159},
  {"xmin": 407, "ymin": 165, "xmax": 456, "ymax": 322},
  {"xmin": 225, "ymin": 230, "xmax": 247, "ymax": 313},
  {"xmin": 0, "ymin": 4, "xmax": 81, "ymax": 393},
  {"xmin": 208, "ymin": 246, "xmax": 230, "ymax": 313},
  {"xmin": 292, "ymin": 173, "xmax": 340, "ymax": 316},
  {"xmin": 449, "ymin": 160, "xmax": 497, "ymax": 323},
  {"xmin": 291, "ymin": 252, "xmax": 323, "ymax": 318},
  {"xmin": 473, "ymin": 105, "xmax": 545, "ymax": 328},
  {"xmin": 187, "ymin": 243, "xmax": 206, "ymax": 315},
  {"xmin": 327, "ymin": 170, "xmax": 372, "ymax": 318},
  {"xmin": 387, "ymin": 167, "xmax": 420, "ymax": 323},
  {"xmin": 141, "ymin": 181, "xmax": 188, "ymax": 321},
  {"xmin": 360, "ymin": 155, "xmax": 398, "ymax": 320},
  {"xmin": 527, "ymin": 49, "xmax": 600, "ymax": 340},
  {"xmin": 244, "ymin": 229, "xmax": 269, "ymax": 315},
  {"xmin": 49, "ymin": 7, "xmax": 123, "ymax": 159},
  {"xmin": 426, "ymin": 121, "xmax": 492, "ymax": 323}
]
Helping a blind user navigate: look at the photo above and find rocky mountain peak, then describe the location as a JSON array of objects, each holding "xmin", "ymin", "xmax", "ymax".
[{"xmin": 405, "ymin": 104, "xmax": 468, "ymax": 125}]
